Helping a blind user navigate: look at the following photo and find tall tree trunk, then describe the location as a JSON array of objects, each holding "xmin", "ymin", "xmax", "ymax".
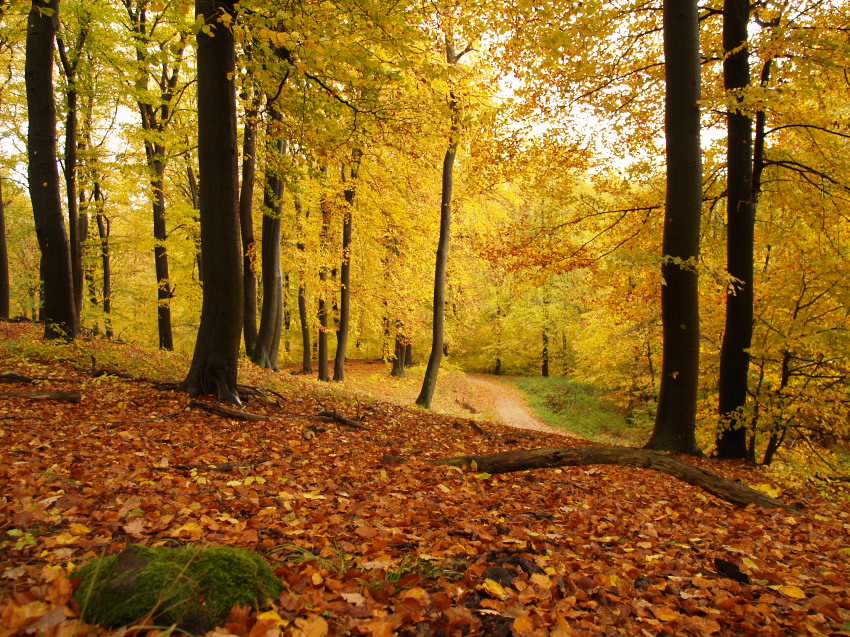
[
  {"xmin": 317, "ymin": 184, "xmax": 332, "ymax": 382},
  {"xmin": 0, "ymin": 172, "xmax": 9, "ymax": 318},
  {"xmin": 298, "ymin": 283, "xmax": 312, "ymax": 372},
  {"xmin": 646, "ymin": 0, "xmax": 702, "ymax": 456},
  {"xmin": 542, "ymin": 327, "xmax": 550, "ymax": 378},
  {"xmin": 125, "ymin": 3, "xmax": 185, "ymax": 351},
  {"xmin": 56, "ymin": 22, "xmax": 88, "ymax": 325},
  {"xmin": 182, "ymin": 0, "xmax": 242, "ymax": 404},
  {"xmin": 252, "ymin": 109, "xmax": 284, "ymax": 370},
  {"xmin": 716, "ymin": 0, "xmax": 754, "ymax": 460},
  {"xmin": 94, "ymin": 182, "xmax": 112, "ymax": 339},
  {"xmin": 333, "ymin": 149, "xmax": 361, "ymax": 382},
  {"xmin": 239, "ymin": 105, "xmax": 258, "ymax": 356},
  {"xmin": 415, "ymin": 138, "xmax": 456, "ymax": 408},
  {"xmin": 26, "ymin": 0, "xmax": 77, "ymax": 340},
  {"xmin": 150, "ymin": 151, "xmax": 174, "ymax": 350},
  {"xmin": 294, "ymin": 195, "xmax": 312, "ymax": 373},
  {"xmin": 416, "ymin": 37, "xmax": 467, "ymax": 409}
]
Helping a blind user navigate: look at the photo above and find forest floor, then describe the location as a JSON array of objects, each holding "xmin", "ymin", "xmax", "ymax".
[{"xmin": 1, "ymin": 323, "xmax": 850, "ymax": 636}]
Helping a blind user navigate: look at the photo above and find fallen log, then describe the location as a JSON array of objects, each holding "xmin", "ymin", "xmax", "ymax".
[
  {"xmin": 0, "ymin": 390, "xmax": 81, "ymax": 403},
  {"xmin": 439, "ymin": 446, "xmax": 798, "ymax": 511},
  {"xmin": 316, "ymin": 409, "xmax": 369, "ymax": 430}
]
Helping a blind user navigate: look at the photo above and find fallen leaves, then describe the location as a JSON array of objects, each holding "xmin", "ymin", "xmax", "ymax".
[{"xmin": 0, "ymin": 335, "xmax": 849, "ymax": 636}]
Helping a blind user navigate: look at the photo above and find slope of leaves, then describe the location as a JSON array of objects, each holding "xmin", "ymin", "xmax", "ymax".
[{"xmin": 1, "ymin": 324, "xmax": 849, "ymax": 637}]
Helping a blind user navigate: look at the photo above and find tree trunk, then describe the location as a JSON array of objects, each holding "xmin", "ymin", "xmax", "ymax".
[
  {"xmin": 391, "ymin": 332, "xmax": 406, "ymax": 378},
  {"xmin": 182, "ymin": 0, "xmax": 242, "ymax": 404},
  {"xmin": 150, "ymin": 152, "xmax": 174, "ymax": 350},
  {"xmin": 716, "ymin": 0, "xmax": 754, "ymax": 460},
  {"xmin": 440, "ymin": 446, "xmax": 795, "ymax": 511},
  {"xmin": 26, "ymin": 0, "xmax": 77, "ymax": 340},
  {"xmin": 317, "ymin": 188, "xmax": 332, "ymax": 382},
  {"xmin": 0, "ymin": 172, "xmax": 9, "ymax": 318},
  {"xmin": 333, "ymin": 149, "xmax": 360, "ymax": 382},
  {"xmin": 57, "ymin": 38, "xmax": 84, "ymax": 322},
  {"xmin": 416, "ymin": 140, "xmax": 456, "ymax": 408},
  {"xmin": 646, "ymin": 0, "xmax": 702, "ymax": 456},
  {"xmin": 239, "ymin": 106, "xmax": 258, "ymax": 356},
  {"xmin": 251, "ymin": 110, "xmax": 284, "ymax": 371},
  {"xmin": 542, "ymin": 327, "xmax": 550, "ymax": 378},
  {"xmin": 298, "ymin": 283, "xmax": 312, "ymax": 373},
  {"xmin": 94, "ymin": 182, "xmax": 112, "ymax": 339}
]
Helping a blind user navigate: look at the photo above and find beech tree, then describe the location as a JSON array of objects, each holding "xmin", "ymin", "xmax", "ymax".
[
  {"xmin": 645, "ymin": 0, "xmax": 702, "ymax": 455},
  {"xmin": 716, "ymin": 0, "xmax": 755, "ymax": 459},
  {"xmin": 182, "ymin": 0, "xmax": 242, "ymax": 403},
  {"xmin": 26, "ymin": 0, "xmax": 77, "ymax": 340}
]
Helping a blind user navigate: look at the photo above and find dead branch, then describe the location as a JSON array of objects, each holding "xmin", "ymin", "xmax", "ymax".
[{"xmin": 0, "ymin": 391, "xmax": 81, "ymax": 403}]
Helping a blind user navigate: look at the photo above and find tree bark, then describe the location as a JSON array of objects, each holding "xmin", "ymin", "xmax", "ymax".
[
  {"xmin": 333, "ymin": 149, "xmax": 360, "ymax": 382},
  {"xmin": 57, "ymin": 28, "xmax": 87, "ymax": 323},
  {"xmin": 440, "ymin": 446, "xmax": 796, "ymax": 511},
  {"xmin": 251, "ymin": 110, "xmax": 284, "ymax": 371},
  {"xmin": 26, "ymin": 0, "xmax": 77, "ymax": 340},
  {"xmin": 716, "ymin": 0, "xmax": 754, "ymax": 460},
  {"xmin": 317, "ymin": 185, "xmax": 332, "ymax": 382},
  {"xmin": 239, "ymin": 105, "xmax": 258, "ymax": 356},
  {"xmin": 646, "ymin": 0, "xmax": 702, "ymax": 455},
  {"xmin": 182, "ymin": 0, "xmax": 242, "ymax": 404},
  {"xmin": 94, "ymin": 183, "xmax": 112, "ymax": 339},
  {"xmin": 0, "ymin": 172, "xmax": 9, "ymax": 318}
]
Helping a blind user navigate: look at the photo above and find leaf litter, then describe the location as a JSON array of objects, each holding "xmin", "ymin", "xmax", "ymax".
[{"xmin": 1, "ymin": 328, "xmax": 849, "ymax": 636}]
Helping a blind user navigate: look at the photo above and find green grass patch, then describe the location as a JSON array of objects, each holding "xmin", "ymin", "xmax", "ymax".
[{"xmin": 512, "ymin": 377, "xmax": 651, "ymax": 446}]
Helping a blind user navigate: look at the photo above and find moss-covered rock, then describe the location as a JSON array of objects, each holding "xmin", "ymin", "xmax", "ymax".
[{"xmin": 73, "ymin": 544, "xmax": 283, "ymax": 632}]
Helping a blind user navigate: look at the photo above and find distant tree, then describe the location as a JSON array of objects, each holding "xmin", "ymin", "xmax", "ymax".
[
  {"xmin": 645, "ymin": 0, "xmax": 702, "ymax": 455},
  {"xmin": 26, "ymin": 0, "xmax": 77, "ymax": 339},
  {"xmin": 182, "ymin": 0, "xmax": 242, "ymax": 403},
  {"xmin": 333, "ymin": 148, "xmax": 361, "ymax": 382}
]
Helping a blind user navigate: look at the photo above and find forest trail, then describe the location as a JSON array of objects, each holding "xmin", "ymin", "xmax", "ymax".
[{"xmin": 465, "ymin": 374, "xmax": 577, "ymax": 437}]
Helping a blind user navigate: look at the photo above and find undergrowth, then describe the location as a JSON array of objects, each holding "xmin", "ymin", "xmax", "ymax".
[{"xmin": 512, "ymin": 376, "xmax": 650, "ymax": 445}]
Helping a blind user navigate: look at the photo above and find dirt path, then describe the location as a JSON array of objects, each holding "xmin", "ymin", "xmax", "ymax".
[{"xmin": 465, "ymin": 375, "xmax": 576, "ymax": 437}]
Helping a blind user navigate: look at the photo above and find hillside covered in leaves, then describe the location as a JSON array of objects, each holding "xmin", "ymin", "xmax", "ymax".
[{"xmin": 1, "ymin": 324, "xmax": 849, "ymax": 636}]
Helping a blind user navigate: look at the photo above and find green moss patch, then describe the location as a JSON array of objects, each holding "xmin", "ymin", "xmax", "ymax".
[{"xmin": 73, "ymin": 544, "xmax": 282, "ymax": 632}]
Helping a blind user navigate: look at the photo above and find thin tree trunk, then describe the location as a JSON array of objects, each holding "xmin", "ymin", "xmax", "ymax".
[
  {"xmin": 239, "ymin": 105, "xmax": 258, "ymax": 356},
  {"xmin": 716, "ymin": 0, "xmax": 754, "ymax": 460},
  {"xmin": 252, "ymin": 109, "xmax": 284, "ymax": 370},
  {"xmin": 56, "ymin": 23, "xmax": 88, "ymax": 324},
  {"xmin": 298, "ymin": 283, "xmax": 312, "ymax": 373},
  {"xmin": 0, "ymin": 173, "xmax": 9, "ymax": 318},
  {"xmin": 416, "ymin": 37, "xmax": 467, "ymax": 409},
  {"xmin": 333, "ymin": 149, "xmax": 360, "ymax": 381},
  {"xmin": 542, "ymin": 327, "xmax": 550, "ymax": 378},
  {"xmin": 317, "ymin": 186, "xmax": 332, "ymax": 382},
  {"xmin": 150, "ymin": 153, "xmax": 174, "ymax": 350},
  {"xmin": 182, "ymin": 0, "xmax": 242, "ymax": 404},
  {"xmin": 646, "ymin": 0, "xmax": 702, "ymax": 455},
  {"xmin": 26, "ymin": 0, "xmax": 77, "ymax": 340},
  {"xmin": 94, "ymin": 182, "xmax": 112, "ymax": 339},
  {"xmin": 415, "ymin": 139, "xmax": 455, "ymax": 408}
]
